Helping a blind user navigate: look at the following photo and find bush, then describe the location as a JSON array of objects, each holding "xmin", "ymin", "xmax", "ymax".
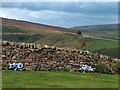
[{"xmin": 95, "ymin": 63, "xmax": 112, "ymax": 74}]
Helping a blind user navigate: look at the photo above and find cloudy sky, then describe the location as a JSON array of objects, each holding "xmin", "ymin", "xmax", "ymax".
[{"xmin": 0, "ymin": 2, "xmax": 118, "ymax": 28}]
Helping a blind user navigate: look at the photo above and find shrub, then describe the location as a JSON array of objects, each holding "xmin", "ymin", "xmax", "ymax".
[{"xmin": 95, "ymin": 63, "xmax": 112, "ymax": 74}]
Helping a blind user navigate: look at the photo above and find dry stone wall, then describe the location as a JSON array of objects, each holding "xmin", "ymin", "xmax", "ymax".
[{"xmin": 1, "ymin": 41, "xmax": 120, "ymax": 73}]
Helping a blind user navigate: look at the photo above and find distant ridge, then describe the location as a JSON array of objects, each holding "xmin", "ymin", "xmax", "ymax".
[
  {"xmin": 71, "ymin": 24, "xmax": 118, "ymax": 32},
  {"xmin": 1, "ymin": 17, "xmax": 72, "ymax": 33}
]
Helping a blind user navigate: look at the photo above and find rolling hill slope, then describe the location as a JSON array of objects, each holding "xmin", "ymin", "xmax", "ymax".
[
  {"xmin": 2, "ymin": 17, "xmax": 89, "ymax": 49},
  {"xmin": 1, "ymin": 17, "xmax": 118, "ymax": 58},
  {"xmin": 2, "ymin": 17, "xmax": 73, "ymax": 34}
]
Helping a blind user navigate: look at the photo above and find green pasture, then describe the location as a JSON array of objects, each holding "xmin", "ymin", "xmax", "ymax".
[
  {"xmin": 2, "ymin": 71, "xmax": 119, "ymax": 88},
  {"xmin": 87, "ymin": 39, "xmax": 118, "ymax": 51}
]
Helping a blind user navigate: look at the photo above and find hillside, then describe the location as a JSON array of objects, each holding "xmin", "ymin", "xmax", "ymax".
[
  {"xmin": 2, "ymin": 17, "xmax": 86, "ymax": 49},
  {"xmin": 2, "ymin": 18, "xmax": 118, "ymax": 58},
  {"xmin": 2, "ymin": 17, "xmax": 73, "ymax": 34}
]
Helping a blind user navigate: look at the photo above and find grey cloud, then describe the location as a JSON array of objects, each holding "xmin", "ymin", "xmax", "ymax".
[
  {"xmin": 1, "ymin": 2, "xmax": 118, "ymax": 27},
  {"xmin": 2, "ymin": 2, "xmax": 118, "ymax": 15}
]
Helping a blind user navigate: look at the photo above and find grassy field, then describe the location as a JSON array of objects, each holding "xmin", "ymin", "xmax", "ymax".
[
  {"xmin": 87, "ymin": 39, "xmax": 118, "ymax": 51},
  {"xmin": 2, "ymin": 71, "xmax": 119, "ymax": 88}
]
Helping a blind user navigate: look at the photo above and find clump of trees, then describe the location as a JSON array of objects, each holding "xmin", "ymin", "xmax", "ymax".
[{"xmin": 77, "ymin": 31, "xmax": 82, "ymax": 35}]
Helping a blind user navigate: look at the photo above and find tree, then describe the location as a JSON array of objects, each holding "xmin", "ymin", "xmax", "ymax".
[{"xmin": 77, "ymin": 31, "xmax": 82, "ymax": 35}]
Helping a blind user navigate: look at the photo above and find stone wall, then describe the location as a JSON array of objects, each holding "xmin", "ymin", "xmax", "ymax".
[{"xmin": 1, "ymin": 41, "xmax": 120, "ymax": 73}]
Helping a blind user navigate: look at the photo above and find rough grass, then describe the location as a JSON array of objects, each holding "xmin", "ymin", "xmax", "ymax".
[
  {"xmin": 2, "ymin": 71, "xmax": 119, "ymax": 88},
  {"xmin": 2, "ymin": 34, "xmax": 45, "ymax": 43},
  {"xmin": 2, "ymin": 25, "xmax": 24, "ymax": 33},
  {"xmin": 36, "ymin": 34, "xmax": 86, "ymax": 49}
]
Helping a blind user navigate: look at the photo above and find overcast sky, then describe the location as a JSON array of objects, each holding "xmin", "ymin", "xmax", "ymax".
[{"xmin": 0, "ymin": 2, "xmax": 118, "ymax": 28}]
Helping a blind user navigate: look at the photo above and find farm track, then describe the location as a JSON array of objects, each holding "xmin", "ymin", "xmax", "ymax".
[{"xmin": 82, "ymin": 34, "xmax": 118, "ymax": 41}]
